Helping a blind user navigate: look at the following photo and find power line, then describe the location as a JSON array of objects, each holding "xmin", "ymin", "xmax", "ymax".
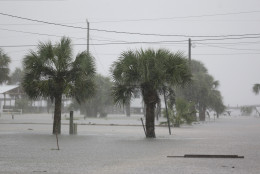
[
  {"xmin": 91, "ymin": 10, "xmax": 260, "ymax": 23},
  {"xmin": 199, "ymin": 43, "xmax": 260, "ymax": 51},
  {"xmin": 0, "ymin": 19, "xmax": 259, "ymax": 26},
  {"xmin": 0, "ymin": 28, "xmax": 86, "ymax": 40},
  {"xmin": 89, "ymin": 37, "xmax": 106, "ymax": 71},
  {"xmin": 194, "ymin": 53, "xmax": 260, "ymax": 55},
  {"xmin": 98, "ymin": 52, "xmax": 260, "ymax": 56},
  {"xmin": 0, "ymin": 27, "xmax": 132, "ymax": 43},
  {"xmin": 193, "ymin": 35, "xmax": 260, "ymax": 42},
  {"xmin": 0, "ymin": 44, "xmax": 37, "ymax": 48},
  {"xmin": 4, "ymin": 26, "xmax": 260, "ymax": 46},
  {"xmin": 0, "ymin": 22, "xmax": 85, "ymax": 26},
  {"xmin": 3, "ymin": 26, "xmax": 260, "ymax": 45},
  {"xmin": 195, "ymin": 40, "xmax": 260, "ymax": 45},
  {"xmin": 0, "ymin": 0, "xmax": 65, "ymax": 1},
  {"xmin": 2, "ymin": 12, "xmax": 260, "ymax": 38},
  {"xmin": 0, "ymin": 10, "xmax": 259, "ymax": 25},
  {"xmin": 3, "ymin": 37, "xmax": 260, "ymax": 48},
  {"xmin": 3, "ymin": 26, "xmax": 260, "ymax": 46},
  {"xmin": 0, "ymin": 41, "xmax": 186, "ymax": 48}
]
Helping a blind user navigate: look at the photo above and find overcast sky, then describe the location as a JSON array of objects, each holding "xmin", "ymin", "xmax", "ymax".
[{"xmin": 0, "ymin": 0, "xmax": 260, "ymax": 106}]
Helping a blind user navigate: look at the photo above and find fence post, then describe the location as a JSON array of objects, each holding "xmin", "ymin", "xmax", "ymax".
[
  {"xmin": 73, "ymin": 123, "xmax": 77, "ymax": 134},
  {"xmin": 69, "ymin": 111, "xmax": 74, "ymax": 134}
]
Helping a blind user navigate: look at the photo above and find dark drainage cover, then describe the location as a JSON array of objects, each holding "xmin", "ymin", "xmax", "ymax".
[{"xmin": 167, "ymin": 154, "xmax": 244, "ymax": 158}]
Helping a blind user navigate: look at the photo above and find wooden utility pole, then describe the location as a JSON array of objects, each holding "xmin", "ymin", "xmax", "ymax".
[
  {"xmin": 188, "ymin": 38, "xmax": 191, "ymax": 67},
  {"xmin": 86, "ymin": 19, "xmax": 90, "ymax": 53}
]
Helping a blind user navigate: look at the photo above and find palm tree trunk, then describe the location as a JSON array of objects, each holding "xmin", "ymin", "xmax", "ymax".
[
  {"xmin": 53, "ymin": 94, "xmax": 62, "ymax": 134},
  {"xmin": 125, "ymin": 102, "xmax": 131, "ymax": 117},
  {"xmin": 156, "ymin": 101, "xmax": 161, "ymax": 121},
  {"xmin": 199, "ymin": 106, "xmax": 206, "ymax": 121},
  {"xmin": 145, "ymin": 102, "xmax": 156, "ymax": 138}
]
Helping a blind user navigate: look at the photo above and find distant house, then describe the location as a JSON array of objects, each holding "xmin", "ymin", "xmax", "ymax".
[
  {"xmin": 0, "ymin": 85, "xmax": 23, "ymax": 112},
  {"xmin": 130, "ymin": 95, "xmax": 166, "ymax": 115}
]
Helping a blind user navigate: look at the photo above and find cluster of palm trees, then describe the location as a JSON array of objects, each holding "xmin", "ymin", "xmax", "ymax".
[
  {"xmin": 1, "ymin": 37, "xmax": 227, "ymax": 138},
  {"xmin": 176, "ymin": 60, "xmax": 225, "ymax": 120}
]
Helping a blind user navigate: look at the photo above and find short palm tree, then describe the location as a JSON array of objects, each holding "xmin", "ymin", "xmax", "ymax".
[
  {"xmin": 0, "ymin": 48, "xmax": 11, "ymax": 84},
  {"xmin": 111, "ymin": 48, "xmax": 191, "ymax": 138},
  {"xmin": 253, "ymin": 84, "xmax": 260, "ymax": 95},
  {"xmin": 22, "ymin": 37, "xmax": 96, "ymax": 134}
]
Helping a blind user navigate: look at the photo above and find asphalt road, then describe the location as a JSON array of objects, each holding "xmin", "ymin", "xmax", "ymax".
[{"xmin": 0, "ymin": 114, "xmax": 260, "ymax": 174}]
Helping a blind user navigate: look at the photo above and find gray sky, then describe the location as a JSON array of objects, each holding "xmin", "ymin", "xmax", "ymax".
[{"xmin": 0, "ymin": 0, "xmax": 260, "ymax": 106}]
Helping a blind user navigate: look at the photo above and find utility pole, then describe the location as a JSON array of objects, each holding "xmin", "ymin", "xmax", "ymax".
[
  {"xmin": 188, "ymin": 38, "xmax": 196, "ymax": 120},
  {"xmin": 188, "ymin": 38, "xmax": 191, "ymax": 67},
  {"xmin": 86, "ymin": 19, "xmax": 90, "ymax": 53}
]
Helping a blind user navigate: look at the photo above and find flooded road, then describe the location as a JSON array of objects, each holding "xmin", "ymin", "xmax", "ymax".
[{"xmin": 0, "ymin": 114, "xmax": 260, "ymax": 174}]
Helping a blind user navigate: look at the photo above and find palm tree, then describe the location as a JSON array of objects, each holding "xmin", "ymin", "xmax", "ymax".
[
  {"xmin": 111, "ymin": 48, "xmax": 191, "ymax": 138},
  {"xmin": 22, "ymin": 37, "xmax": 96, "ymax": 134},
  {"xmin": 253, "ymin": 84, "xmax": 260, "ymax": 95},
  {"xmin": 8, "ymin": 67, "xmax": 24, "ymax": 85},
  {"xmin": 176, "ymin": 60, "xmax": 225, "ymax": 121},
  {"xmin": 0, "ymin": 48, "xmax": 11, "ymax": 84}
]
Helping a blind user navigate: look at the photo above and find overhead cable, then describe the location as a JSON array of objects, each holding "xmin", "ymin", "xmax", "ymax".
[{"xmin": 1, "ymin": 12, "xmax": 260, "ymax": 38}]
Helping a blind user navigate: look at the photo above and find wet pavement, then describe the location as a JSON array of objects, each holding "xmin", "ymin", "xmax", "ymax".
[{"xmin": 0, "ymin": 114, "xmax": 260, "ymax": 174}]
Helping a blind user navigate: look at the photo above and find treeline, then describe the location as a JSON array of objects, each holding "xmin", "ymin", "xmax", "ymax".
[{"xmin": 0, "ymin": 37, "xmax": 225, "ymax": 137}]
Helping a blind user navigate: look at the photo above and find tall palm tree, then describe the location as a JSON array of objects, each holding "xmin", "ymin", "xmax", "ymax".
[
  {"xmin": 176, "ymin": 60, "xmax": 225, "ymax": 121},
  {"xmin": 0, "ymin": 48, "xmax": 11, "ymax": 84},
  {"xmin": 111, "ymin": 48, "xmax": 191, "ymax": 138},
  {"xmin": 22, "ymin": 37, "xmax": 96, "ymax": 134},
  {"xmin": 253, "ymin": 84, "xmax": 260, "ymax": 95},
  {"xmin": 193, "ymin": 72, "xmax": 221, "ymax": 121}
]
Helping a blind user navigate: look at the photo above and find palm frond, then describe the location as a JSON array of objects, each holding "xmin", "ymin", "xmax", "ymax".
[
  {"xmin": 22, "ymin": 37, "xmax": 96, "ymax": 102},
  {"xmin": 112, "ymin": 82, "xmax": 136, "ymax": 106},
  {"xmin": 54, "ymin": 37, "xmax": 73, "ymax": 71},
  {"xmin": 67, "ymin": 51, "xmax": 96, "ymax": 103},
  {"xmin": 163, "ymin": 51, "xmax": 192, "ymax": 87}
]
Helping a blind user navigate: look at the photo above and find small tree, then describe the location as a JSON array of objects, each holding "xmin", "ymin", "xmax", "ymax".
[
  {"xmin": 0, "ymin": 48, "xmax": 11, "ymax": 84},
  {"xmin": 240, "ymin": 106, "xmax": 253, "ymax": 116},
  {"xmin": 8, "ymin": 68, "xmax": 24, "ymax": 85},
  {"xmin": 163, "ymin": 98, "xmax": 195, "ymax": 127},
  {"xmin": 70, "ymin": 74, "xmax": 114, "ymax": 118}
]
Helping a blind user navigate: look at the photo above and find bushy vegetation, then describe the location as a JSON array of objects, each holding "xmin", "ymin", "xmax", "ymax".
[
  {"xmin": 240, "ymin": 106, "xmax": 254, "ymax": 116},
  {"xmin": 163, "ymin": 98, "xmax": 196, "ymax": 127}
]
